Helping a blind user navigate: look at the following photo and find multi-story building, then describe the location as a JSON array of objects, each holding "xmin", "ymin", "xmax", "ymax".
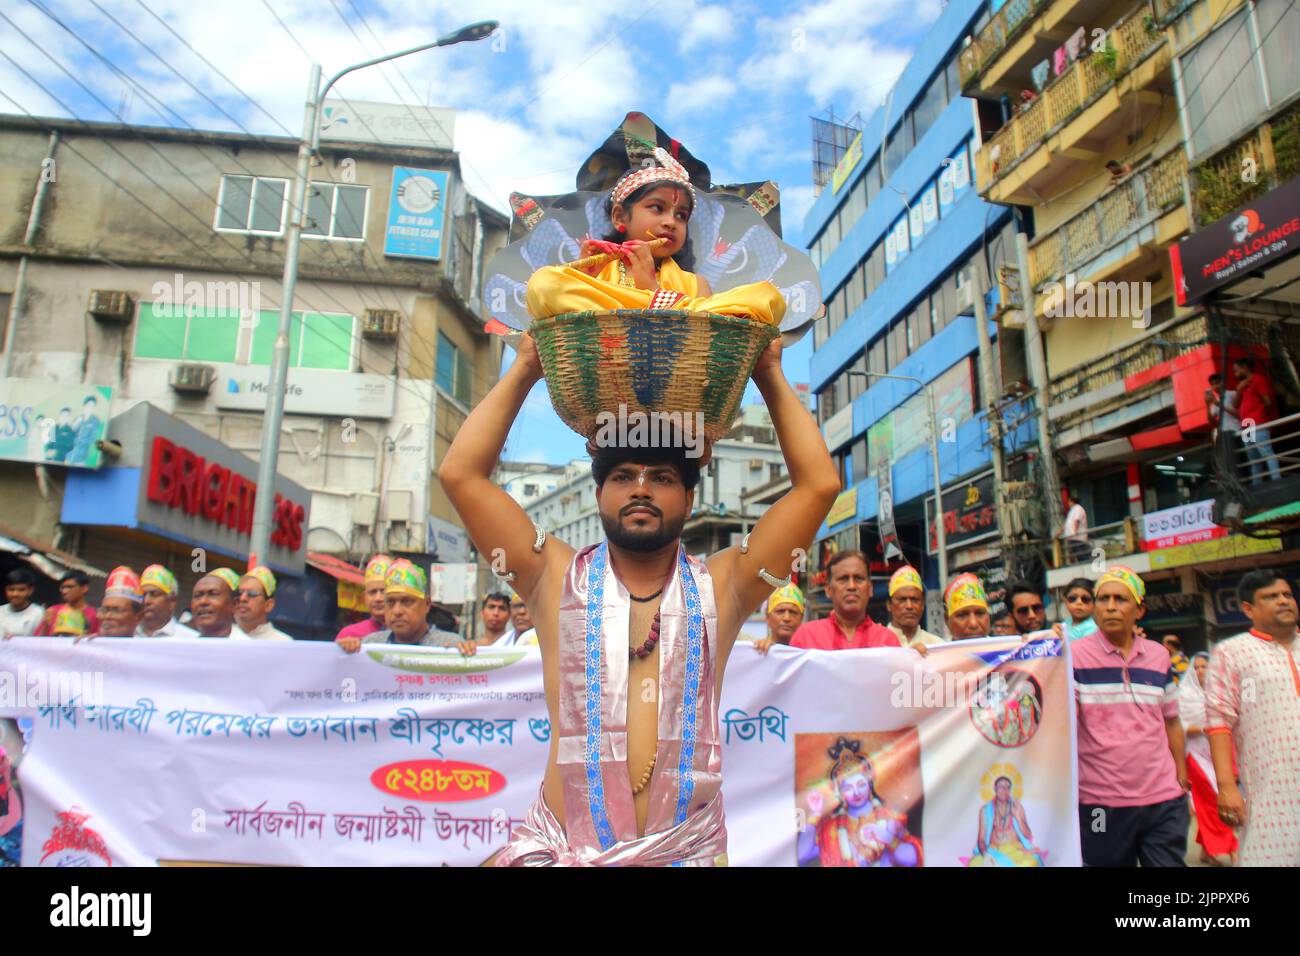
[
  {"xmin": 497, "ymin": 460, "xmax": 567, "ymax": 508},
  {"xmin": 0, "ymin": 111, "xmax": 507, "ymax": 626},
  {"xmin": 961, "ymin": 0, "xmax": 1300, "ymax": 647},
  {"xmin": 807, "ymin": 0, "xmax": 1037, "ymax": 627}
]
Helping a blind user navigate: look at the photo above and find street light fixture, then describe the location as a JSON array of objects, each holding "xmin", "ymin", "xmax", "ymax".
[
  {"xmin": 247, "ymin": 21, "xmax": 499, "ymax": 568},
  {"xmin": 846, "ymin": 369, "xmax": 949, "ymax": 588}
]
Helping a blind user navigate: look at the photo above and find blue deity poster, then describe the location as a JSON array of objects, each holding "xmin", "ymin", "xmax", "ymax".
[{"xmin": 384, "ymin": 167, "xmax": 450, "ymax": 261}]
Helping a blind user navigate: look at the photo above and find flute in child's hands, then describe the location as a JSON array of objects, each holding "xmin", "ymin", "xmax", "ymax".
[{"xmin": 565, "ymin": 236, "xmax": 669, "ymax": 273}]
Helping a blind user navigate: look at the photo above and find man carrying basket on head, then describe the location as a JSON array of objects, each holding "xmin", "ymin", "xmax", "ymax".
[{"xmin": 439, "ymin": 335, "xmax": 837, "ymax": 866}]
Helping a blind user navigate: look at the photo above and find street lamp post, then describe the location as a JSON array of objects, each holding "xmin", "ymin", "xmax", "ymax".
[
  {"xmin": 248, "ymin": 21, "xmax": 498, "ymax": 568},
  {"xmin": 846, "ymin": 370, "xmax": 949, "ymax": 587}
]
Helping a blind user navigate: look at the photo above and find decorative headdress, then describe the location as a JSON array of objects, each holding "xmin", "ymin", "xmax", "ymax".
[
  {"xmin": 827, "ymin": 735, "xmax": 874, "ymax": 784},
  {"xmin": 385, "ymin": 560, "xmax": 428, "ymax": 600},
  {"xmin": 944, "ymin": 573, "xmax": 989, "ymax": 616},
  {"xmin": 209, "ymin": 568, "xmax": 242, "ymax": 592},
  {"xmin": 140, "ymin": 564, "xmax": 178, "ymax": 596},
  {"xmin": 766, "ymin": 583, "xmax": 805, "ymax": 615},
  {"xmin": 364, "ymin": 554, "xmax": 394, "ymax": 585},
  {"xmin": 242, "ymin": 566, "xmax": 277, "ymax": 598},
  {"xmin": 888, "ymin": 566, "xmax": 924, "ymax": 598},
  {"xmin": 1096, "ymin": 565, "xmax": 1145, "ymax": 604},
  {"xmin": 105, "ymin": 566, "xmax": 143, "ymax": 604},
  {"xmin": 52, "ymin": 606, "xmax": 87, "ymax": 636},
  {"xmin": 609, "ymin": 145, "xmax": 696, "ymax": 208}
]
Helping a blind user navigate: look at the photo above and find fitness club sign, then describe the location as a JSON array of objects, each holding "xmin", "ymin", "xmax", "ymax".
[{"xmin": 1171, "ymin": 175, "xmax": 1300, "ymax": 306}]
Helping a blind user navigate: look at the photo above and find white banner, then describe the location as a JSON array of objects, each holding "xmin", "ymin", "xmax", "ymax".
[
  {"xmin": 0, "ymin": 636, "xmax": 1080, "ymax": 867},
  {"xmin": 1141, "ymin": 499, "xmax": 1224, "ymax": 551}
]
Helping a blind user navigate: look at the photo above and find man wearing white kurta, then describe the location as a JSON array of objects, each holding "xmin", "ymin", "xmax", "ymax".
[{"xmin": 1205, "ymin": 569, "xmax": 1300, "ymax": 866}]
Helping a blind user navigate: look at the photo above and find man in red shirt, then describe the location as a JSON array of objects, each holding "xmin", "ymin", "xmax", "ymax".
[
  {"xmin": 1233, "ymin": 356, "xmax": 1282, "ymax": 484},
  {"xmin": 790, "ymin": 550, "xmax": 899, "ymax": 650}
]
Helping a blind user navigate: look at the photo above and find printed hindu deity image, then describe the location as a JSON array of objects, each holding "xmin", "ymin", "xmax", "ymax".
[
  {"xmin": 0, "ymin": 745, "xmax": 21, "ymax": 867},
  {"xmin": 796, "ymin": 734, "xmax": 923, "ymax": 867},
  {"xmin": 962, "ymin": 764, "xmax": 1047, "ymax": 866},
  {"xmin": 970, "ymin": 668, "xmax": 1043, "ymax": 747}
]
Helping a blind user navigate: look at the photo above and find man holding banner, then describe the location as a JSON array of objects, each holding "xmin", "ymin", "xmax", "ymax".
[
  {"xmin": 884, "ymin": 566, "xmax": 943, "ymax": 648},
  {"xmin": 944, "ymin": 574, "xmax": 992, "ymax": 640},
  {"xmin": 791, "ymin": 551, "xmax": 899, "ymax": 650},
  {"xmin": 354, "ymin": 560, "xmax": 470, "ymax": 652},
  {"xmin": 438, "ymin": 333, "xmax": 839, "ymax": 866}
]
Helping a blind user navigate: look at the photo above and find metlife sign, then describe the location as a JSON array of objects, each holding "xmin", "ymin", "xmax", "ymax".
[
  {"xmin": 214, "ymin": 366, "xmax": 396, "ymax": 419},
  {"xmin": 1141, "ymin": 499, "xmax": 1226, "ymax": 551}
]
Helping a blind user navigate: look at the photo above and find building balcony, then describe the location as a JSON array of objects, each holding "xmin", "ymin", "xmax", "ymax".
[
  {"xmin": 1046, "ymin": 311, "xmax": 1208, "ymax": 417},
  {"xmin": 960, "ymin": 0, "xmax": 1162, "ymax": 97},
  {"xmin": 973, "ymin": 2, "xmax": 1170, "ymax": 204},
  {"xmin": 959, "ymin": 0, "xmax": 1054, "ymax": 93},
  {"xmin": 1188, "ymin": 98, "xmax": 1300, "ymax": 228},
  {"xmin": 1029, "ymin": 146, "xmax": 1187, "ymax": 292}
]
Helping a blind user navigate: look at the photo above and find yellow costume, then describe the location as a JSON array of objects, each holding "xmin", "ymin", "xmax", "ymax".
[{"xmin": 526, "ymin": 257, "xmax": 786, "ymax": 326}]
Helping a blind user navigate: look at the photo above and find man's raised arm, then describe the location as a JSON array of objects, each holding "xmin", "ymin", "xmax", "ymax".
[
  {"xmin": 437, "ymin": 335, "xmax": 568, "ymax": 600},
  {"xmin": 715, "ymin": 338, "xmax": 842, "ymax": 622}
]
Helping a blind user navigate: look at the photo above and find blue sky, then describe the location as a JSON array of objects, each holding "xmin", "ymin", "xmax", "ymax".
[{"xmin": 0, "ymin": 0, "xmax": 944, "ymax": 464}]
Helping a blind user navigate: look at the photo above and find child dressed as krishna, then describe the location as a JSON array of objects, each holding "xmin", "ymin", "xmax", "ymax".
[{"xmin": 524, "ymin": 143, "xmax": 787, "ymax": 325}]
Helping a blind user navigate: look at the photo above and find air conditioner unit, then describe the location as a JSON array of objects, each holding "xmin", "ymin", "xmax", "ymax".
[
  {"xmin": 749, "ymin": 459, "xmax": 764, "ymax": 470},
  {"xmin": 169, "ymin": 363, "xmax": 216, "ymax": 395},
  {"xmin": 362, "ymin": 308, "xmax": 401, "ymax": 341},
  {"xmin": 88, "ymin": 290, "xmax": 134, "ymax": 322}
]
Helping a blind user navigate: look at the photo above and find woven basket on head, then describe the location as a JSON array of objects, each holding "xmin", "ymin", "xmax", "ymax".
[{"xmin": 530, "ymin": 308, "xmax": 779, "ymax": 443}]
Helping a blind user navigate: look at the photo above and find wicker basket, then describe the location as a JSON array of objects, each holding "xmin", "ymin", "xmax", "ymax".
[{"xmin": 531, "ymin": 308, "xmax": 779, "ymax": 443}]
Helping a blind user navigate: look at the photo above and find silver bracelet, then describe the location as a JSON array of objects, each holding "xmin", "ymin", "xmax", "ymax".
[
  {"xmin": 739, "ymin": 532, "xmax": 751, "ymax": 555},
  {"xmin": 758, "ymin": 567, "xmax": 791, "ymax": 588},
  {"xmin": 532, "ymin": 525, "xmax": 547, "ymax": 553}
]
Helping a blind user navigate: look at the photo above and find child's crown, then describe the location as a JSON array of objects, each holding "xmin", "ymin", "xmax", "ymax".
[{"xmin": 610, "ymin": 146, "xmax": 695, "ymax": 207}]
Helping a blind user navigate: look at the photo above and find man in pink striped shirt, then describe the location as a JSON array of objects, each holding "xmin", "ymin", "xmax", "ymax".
[
  {"xmin": 790, "ymin": 551, "xmax": 899, "ymax": 650},
  {"xmin": 1073, "ymin": 565, "xmax": 1189, "ymax": 866}
]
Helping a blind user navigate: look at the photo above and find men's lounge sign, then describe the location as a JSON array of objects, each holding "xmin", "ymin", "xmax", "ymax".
[
  {"xmin": 146, "ymin": 436, "xmax": 305, "ymax": 550},
  {"xmin": 1171, "ymin": 175, "xmax": 1300, "ymax": 305}
]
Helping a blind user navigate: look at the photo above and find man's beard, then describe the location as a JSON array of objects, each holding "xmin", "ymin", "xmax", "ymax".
[{"xmin": 602, "ymin": 505, "xmax": 685, "ymax": 552}]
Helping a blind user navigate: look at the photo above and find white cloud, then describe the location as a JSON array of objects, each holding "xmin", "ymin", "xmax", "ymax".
[
  {"xmin": 779, "ymin": 184, "xmax": 817, "ymax": 235},
  {"xmin": 737, "ymin": 0, "xmax": 940, "ymax": 111},
  {"xmin": 665, "ymin": 73, "xmax": 737, "ymax": 120},
  {"xmin": 679, "ymin": 6, "xmax": 734, "ymax": 53},
  {"xmin": 454, "ymin": 110, "xmax": 588, "ymax": 214}
]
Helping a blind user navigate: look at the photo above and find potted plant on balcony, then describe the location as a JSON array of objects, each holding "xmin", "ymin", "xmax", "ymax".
[{"xmin": 1099, "ymin": 38, "xmax": 1120, "ymax": 79}]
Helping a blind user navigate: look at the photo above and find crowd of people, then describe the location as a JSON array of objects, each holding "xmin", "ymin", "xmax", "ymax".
[
  {"xmin": 744, "ymin": 549, "xmax": 1298, "ymax": 868},
  {"xmin": 0, "ymin": 564, "xmax": 296, "ymax": 641},
  {"xmin": 1, "ymin": 544, "xmax": 1296, "ymax": 868}
]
